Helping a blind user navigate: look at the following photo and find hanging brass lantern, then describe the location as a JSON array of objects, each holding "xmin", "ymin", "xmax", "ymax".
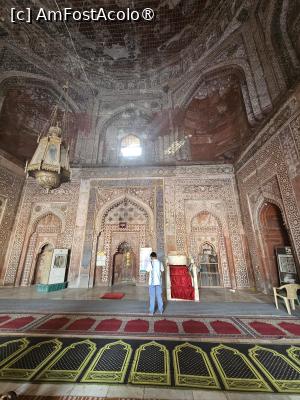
[
  {"xmin": 25, "ymin": 86, "xmax": 71, "ymax": 192},
  {"xmin": 25, "ymin": 123, "xmax": 70, "ymax": 192}
]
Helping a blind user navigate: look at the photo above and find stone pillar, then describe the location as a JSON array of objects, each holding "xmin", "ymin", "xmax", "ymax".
[
  {"xmin": 224, "ymin": 235, "xmax": 237, "ymax": 289},
  {"xmin": 192, "ymin": 262, "xmax": 199, "ymax": 301},
  {"xmin": 68, "ymin": 179, "xmax": 90, "ymax": 288},
  {"xmin": 79, "ymin": 185, "xmax": 97, "ymax": 288}
]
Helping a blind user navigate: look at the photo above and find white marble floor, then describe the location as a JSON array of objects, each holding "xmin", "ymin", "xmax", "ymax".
[
  {"xmin": 1, "ymin": 381, "xmax": 300, "ymax": 399},
  {"xmin": 0, "ymin": 286, "xmax": 272, "ymax": 303}
]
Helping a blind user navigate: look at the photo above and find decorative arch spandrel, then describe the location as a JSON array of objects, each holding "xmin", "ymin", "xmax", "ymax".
[{"xmin": 91, "ymin": 193, "xmax": 155, "ymax": 286}]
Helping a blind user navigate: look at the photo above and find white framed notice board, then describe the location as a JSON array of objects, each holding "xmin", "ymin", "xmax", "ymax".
[
  {"xmin": 140, "ymin": 247, "xmax": 152, "ymax": 272},
  {"xmin": 48, "ymin": 249, "xmax": 69, "ymax": 284}
]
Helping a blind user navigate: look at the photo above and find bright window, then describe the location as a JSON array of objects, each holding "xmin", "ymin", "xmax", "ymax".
[{"xmin": 121, "ymin": 135, "xmax": 142, "ymax": 157}]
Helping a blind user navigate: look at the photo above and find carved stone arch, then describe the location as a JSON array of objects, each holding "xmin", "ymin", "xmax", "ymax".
[
  {"xmin": 189, "ymin": 208, "xmax": 228, "ymax": 238},
  {"xmin": 111, "ymin": 240, "xmax": 137, "ymax": 285},
  {"xmin": 96, "ymin": 194, "xmax": 155, "ymax": 234},
  {"xmin": 17, "ymin": 211, "xmax": 64, "ymax": 286},
  {"xmin": 0, "ymin": 71, "xmax": 80, "ymax": 113},
  {"xmin": 252, "ymin": 194, "xmax": 293, "ymax": 290},
  {"xmin": 251, "ymin": 193, "xmax": 285, "ymax": 265},
  {"xmin": 189, "ymin": 210, "xmax": 232, "ymax": 288},
  {"xmin": 101, "ymin": 198, "xmax": 149, "ymax": 227},
  {"xmin": 199, "ymin": 240, "xmax": 217, "ymax": 252},
  {"xmin": 30, "ymin": 210, "xmax": 64, "ymax": 234},
  {"xmin": 17, "ymin": 210, "xmax": 62, "ymax": 286},
  {"xmin": 191, "ymin": 209, "xmax": 224, "ymax": 231},
  {"xmin": 96, "ymin": 103, "xmax": 153, "ymax": 134},
  {"xmin": 253, "ymin": 193, "xmax": 286, "ymax": 232},
  {"xmin": 96, "ymin": 104, "xmax": 153, "ymax": 164},
  {"xmin": 190, "ymin": 210, "xmax": 225, "ymax": 248},
  {"xmin": 172, "ymin": 60, "xmax": 262, "ymax": 124},
  {"xmin": 36, "ymin": 240, "xmax": 55, "ymax": 254},
  {"xmin": 32, "ymin": 241, "xmax": 55, "ymax": 284},
  {"xmin": 91, "ymin": 194, "xmax": 156, "ymax": 286},
  {"xmin": 114, "ymin": 240, "xmax": 132, "ymax": 255}
]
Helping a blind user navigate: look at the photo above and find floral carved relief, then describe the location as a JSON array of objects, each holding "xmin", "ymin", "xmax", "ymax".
[
  {"xmin": 165, "ymin": 176, "xmax": 249, "ymax": 289},
  {"xmin": 4, "ymin": 181, "xmax": 80, "ymax": 285},
  {"xmin": 0, "ymin": 166, "xmax": 24, "ymax": 283},
  {"xmin": 236, "ymin": 100, "xmax": 300, "ymax": 291}
]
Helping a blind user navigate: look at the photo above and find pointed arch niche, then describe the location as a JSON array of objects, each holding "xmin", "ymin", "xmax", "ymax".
[
  {"xmin": 92, "ymin": 195, "xmax": 155, "ymax": 287},
  {"xmin": 189, "ymin": 211, "xmax": 231, "ymax": 288},
  {"xmin": 258, "ymin": 201, "xmax": 292, "ymax": 288},
  {"xmin": 17, "ymin": 213, "xmax": 63, "ymax": 286}
]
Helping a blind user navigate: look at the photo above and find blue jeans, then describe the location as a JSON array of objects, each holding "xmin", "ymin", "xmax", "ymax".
[{"xmin": 149, "ymin": 285, "xmax": 163, "ymax": 314}]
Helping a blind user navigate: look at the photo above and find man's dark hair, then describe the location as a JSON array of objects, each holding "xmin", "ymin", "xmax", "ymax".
[{"xmin": 150, "ymin": 252, "xmax": 157, "ymax": 258}]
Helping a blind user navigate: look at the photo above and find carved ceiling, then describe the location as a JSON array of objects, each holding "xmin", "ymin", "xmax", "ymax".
[
  {"xmin": 0, "ymin": 0, "xmax": 238, "ymax": 81},
  {"xmin": 0, "ymin": 83, "xmax": 80, "ymax": 162},
  {"xmin": 0, "ymin": 86, "xmax": 54, "ymax": 162},
  {"xmin": 65, "ymin": 0, "xmax": 207, "ymax": 71},
  {"xmin": 18, "ymin": 0, "xmax": 214, "ymax": 74},
  {"xmin": 0, "ymin": 0, "xmax": 299, "ymax": 165},
  {"xmin": 182, "ymin": 74, "xmax": 250, "ymax": 163},
  {"xmin": 287, "ymin": 1, "xmax": 300, "ymax": 61}
]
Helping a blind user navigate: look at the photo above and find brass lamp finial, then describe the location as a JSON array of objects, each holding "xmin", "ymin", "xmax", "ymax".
[{"xmin": 25, "ymin": 83, "xmax": 71, "ymax": 192}]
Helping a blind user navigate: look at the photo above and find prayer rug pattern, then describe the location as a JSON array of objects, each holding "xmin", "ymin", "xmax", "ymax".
[
  {"xmin": 1, "ymin": 313, "xmax": 300, "ymax": 340},
  {"xmin": 0, "ymin": 336, "xmax": 300, "ymax": 393}
]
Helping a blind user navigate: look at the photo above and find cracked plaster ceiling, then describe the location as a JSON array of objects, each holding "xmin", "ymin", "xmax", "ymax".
[
  {"xmin": 33, "ymin": 0, "xmax": 210, "ymax": 74},
  {"xmin": 0, "ymin": 0, "xmax": 268, "ymax": 164}
]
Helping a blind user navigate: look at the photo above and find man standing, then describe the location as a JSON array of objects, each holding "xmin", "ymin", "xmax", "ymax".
[{"xmin": 146, "ymin": 251, "xmax": 164, "ymax": 315}]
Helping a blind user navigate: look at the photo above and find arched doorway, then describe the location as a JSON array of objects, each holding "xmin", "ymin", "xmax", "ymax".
[
  {"xmin": 198, "ymin": 242, "xmax": 220, "ymax": 286},
  {"xmin": 190, "ymin": 211, "xmax": 229, "ymax": 287},
  {"xmin": 112, "ymin": 242, "xmax": 136, "ymax": 285},
  {"xmin": 94, "ymin": 196, "xmax": 155, "ymax": 287},
  {"xmin": 20, "ymin": 213, "xmax": 62, "ymax": 286},
  {"xmin": 33, "ymin": 244, "xmax": 54, "ymax": 284},
  {"xmin": 259, "ymin": 202, "xmax": 291, "ymax": 287}
]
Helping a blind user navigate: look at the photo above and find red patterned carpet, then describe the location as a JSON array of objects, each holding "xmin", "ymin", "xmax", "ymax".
[
  {"xmin": 100, "ymin": 292, "xmax": 125, "ymax": 299},
  {"xmin": 1, "ymin": 312, "xmax": 300, "ymax": 340},
  {"xmin": 124, "ymin": 318, "xmax": 149, "ymax": 332}
]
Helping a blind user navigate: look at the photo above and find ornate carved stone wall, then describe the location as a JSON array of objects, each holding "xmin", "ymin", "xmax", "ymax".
[
  {"xmin": 94, "ymin": 195, "xmax": 153, "ymax": 286},
  {"xmin": 79, "ymin": 179, "xmax": 162, "ymax": 287},
  {"xmin": 190, "ymin": 211, "xmax": 229, "ymax": 288},
  {"xmin": 8, "ymin": 138, "xmax": 300, "ymax": 292},
  {"xmin": 2, "ymin": 179, "xmax": 80, "ymax": 286},
  {"xmin": 164, "ymin": 168, "xmax": 249, "ymax": 289},
  {"xmin": 66, "ymin": 165, "xmax": 247, "ymax": 288},
  {"xmin": 236, "ymin": 88, "xmax": 300, "ymax": 293},
  {"xmin": 21, "ymin": 213, "xmax": 62, "ymax": 286},
  {"xmin": 2, "ymin": 163, "xmax": 250, "ymax": 289},
  {"xmin": 0, "ymin": 157, "xmax": 24, "ymax": 282}
]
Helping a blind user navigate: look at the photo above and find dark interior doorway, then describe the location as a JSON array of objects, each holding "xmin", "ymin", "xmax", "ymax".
[
  {"xmin": 112, "ymin": 242, "xmax": 136, "ymax": 285},
  {"xmin": 260, "ymin": 202, "xmax": 291, "ymax": 287}
]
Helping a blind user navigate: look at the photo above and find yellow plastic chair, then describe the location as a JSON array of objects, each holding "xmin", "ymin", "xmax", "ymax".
[{"xmin": 273, "ymin": 284, "xmax": 300, "ymax": 315}]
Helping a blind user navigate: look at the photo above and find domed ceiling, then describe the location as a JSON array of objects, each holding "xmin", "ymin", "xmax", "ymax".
[
  {"xmin": 19, "ymin": 0, "xmax": 216, "ymax": 76},
  {"xmin": 182, "ymin": 74, "xmax": 250, "ymax": 163},
  {"xmin": 0, "ymin": 0, "xmax": 298, "ymax": 166}
]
